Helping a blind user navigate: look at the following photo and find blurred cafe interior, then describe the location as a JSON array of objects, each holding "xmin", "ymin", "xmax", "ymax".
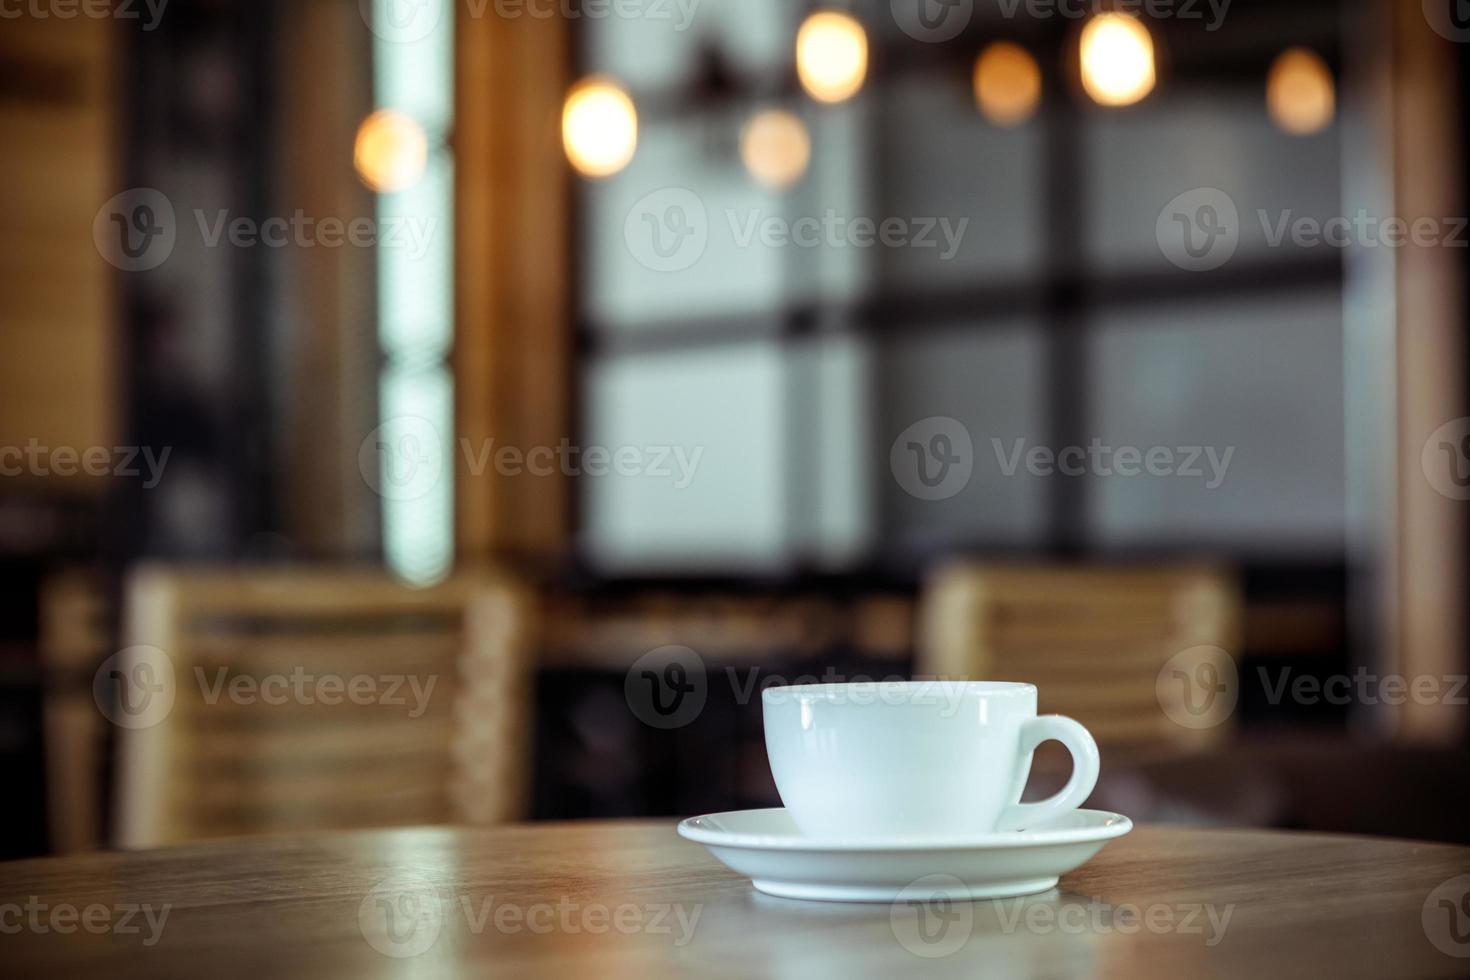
[{"xmin": 2, "ymin": 0, "xmax": 1470, "ymax": 861}]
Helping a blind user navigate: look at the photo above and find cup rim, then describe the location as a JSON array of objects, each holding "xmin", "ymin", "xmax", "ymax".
[{"xmin": 760, "ymin": 680, "xmax": 1035, "ymax": 702}]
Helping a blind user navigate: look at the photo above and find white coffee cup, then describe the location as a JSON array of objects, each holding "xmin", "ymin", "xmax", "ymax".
[{"xmin": 762, "ymin": 681, "xmax": 1100, "ymax": 839}]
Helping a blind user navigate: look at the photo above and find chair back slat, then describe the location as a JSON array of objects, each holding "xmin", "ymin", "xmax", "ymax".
[
  {"xmin": 919, "ymin": 562, "xmax": 1241, "ymax": 765},
  {"xmin": 114, "ymin": 566, "xmax": 532, "ymax": 847}
]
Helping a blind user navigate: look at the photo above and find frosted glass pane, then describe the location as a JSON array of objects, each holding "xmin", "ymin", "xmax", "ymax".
[
  {"xmin": 378, "ymin": 156, "xmax": 453, "ymax": 358},
  {"xmin": 877, "ymin": 69, "xmax": 1044, "ymax": 289},
  {"xmin": 379, "ymin": 367, "xmax": 454, "ymax": 584},
  {"xmin": 1086, "ymin": 291, "xmax": 1344, "ymax": 550},
  {"xmin": 582, "ymin": 342, "xmax": 788, "ymax": 570},
  {"xmin": 583, "ymin": 98, "xmax": 873, "ymax": 327},
  {"xmin": 793, "ymin": 102, "xmax": 875, "ymax": 306},
  {"xmin": 372, "ymin": 7, "xmax": 453, "ymax": 131},
  {"xmin": 583, "ymin": 115, "xmax": 789, "ymax": 327},
  {"xmin": 881, "ymin": 323, "xmax": 1049, "ymax": 552},
  {"xmin": 583, "ymin": 0, "xmax": 793, "ymax": 91},
  {"xmin": 791, "ymin": 333, "xmax": 875, "ymax": 565},
  {"xmin": 372, "ymin": 8, "xmax": 454, "ymax": 586},
  {"xmin": 1084, "ymin": 93, "xmax": 1342, "ymax": 273}
]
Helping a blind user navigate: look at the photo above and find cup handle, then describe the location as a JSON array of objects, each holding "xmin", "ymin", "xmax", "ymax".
[{"xmin": 995, "ymin": 715, "xmax": 1100, "ymax": 832}]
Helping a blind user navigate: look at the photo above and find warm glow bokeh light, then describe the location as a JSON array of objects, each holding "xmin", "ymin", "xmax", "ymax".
[
  {"xmin": 740, "ymin": 109, "xmax": 811, "ymax": 189},
  {"xmin": 354, "ymin": 110, "xmax": 429, "ymax": 193},
  {"xmin": 1079, "ymin": 13, "xmax": 1156, "ymax": 107},
  {"xmin": 974, "ymin": 42, "xmax": 1041, "ymax": 126},
  {"xmin": 1266, "ymin": 48, "xmax": 1335, "ymax": 135},
  {"xmin": 796, "ymin": 11, "xmax": 868, "ymax": 104},
  {"xmin": 562, "ymin": 76, "xmax": 638, "ymax": 179}
]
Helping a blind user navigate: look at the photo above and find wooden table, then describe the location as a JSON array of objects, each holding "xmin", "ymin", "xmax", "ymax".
[{"xmin": 2, "ymin": 821, "xmax": 1468, "ymax": 978}]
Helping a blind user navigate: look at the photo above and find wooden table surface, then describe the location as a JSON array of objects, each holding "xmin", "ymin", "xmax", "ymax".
[{"xmin": 2, "ymin": 821, "xmax": 1468, "ymax": 979}]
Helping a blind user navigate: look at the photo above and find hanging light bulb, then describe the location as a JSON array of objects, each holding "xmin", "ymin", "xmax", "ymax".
[
  {"xmin": 796, "ymin": 10, "xmax": 868, "ymax": 104},
  {"xmin": 1267, "ymin": 48, "xmax": 1334, "ymax": 135},
  {"xmin": 354, "ymin": 110, "xmax": 429, "ymax": 193},
  {"xmin": 741, "ymin": 109, "xmax": 811, "ymax": 189},
  {"xmin": 562, "ymin": 76, "xmax": 638, "ymax": 179},
  {"xmin": 1079, "ymin": 12, "xmax": 1156, "ymax": 107},
  {"xmin": 974, "ymin": 42, "xmax": 1041, "ymax": 127}
]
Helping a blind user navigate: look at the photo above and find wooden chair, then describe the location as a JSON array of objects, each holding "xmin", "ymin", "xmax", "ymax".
[
  {"xmin": 918, "ymin": 562, "xmax": 1242, "ymax": 765},
  {"xmin": 40, "ymin": 570, "xmax": 111, "ymax": 853},
  {"xmin": 112, "ymin": 566, "xmax": 533, "ymax": 848}
]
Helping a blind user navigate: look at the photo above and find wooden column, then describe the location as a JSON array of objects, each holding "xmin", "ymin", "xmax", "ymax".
[
  {"xmin": 277, "ymin": 1, "xmax": 380, "ymax": 558},
  {"xmin": 1389, "ymin": 0, "xmax": 1467, "ymax": 744},
  {"xmin": 455, "ymin": 8, "xmax": 572, "ymax": 569},
  {"xmin": 0, "ymin": 15, "xmax": 117, "ymax": 484}
]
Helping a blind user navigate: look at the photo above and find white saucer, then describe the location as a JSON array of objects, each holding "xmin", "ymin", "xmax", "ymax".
[{"xmin": 677, "ymin": 807, "xmax": 1132, "ymax": 903}]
